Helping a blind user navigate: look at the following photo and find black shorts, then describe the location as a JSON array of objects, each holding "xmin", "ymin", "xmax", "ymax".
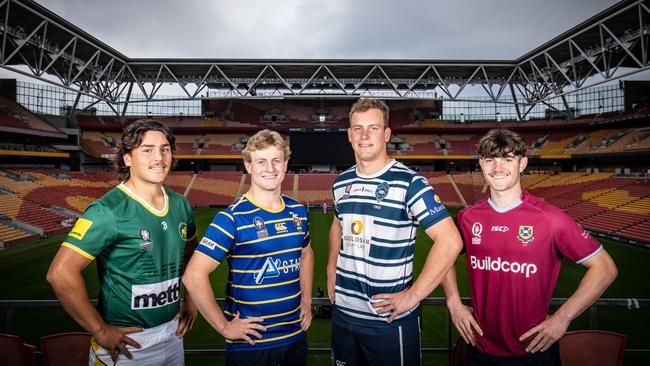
[
  {"xmin": 331, "ymin": 312, "xmax": 421, "ymax": 366},
  {"xmin": 225, "ymin": 337, "xmax": 307, "ymax": 366},
  {"xmin": 467, "ymin": 343, "xmax": 561, "ymax": 366}
]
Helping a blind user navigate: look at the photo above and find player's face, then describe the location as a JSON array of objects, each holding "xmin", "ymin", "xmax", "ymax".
[
  {"xmin": 479, "ymin": 154, "xmax": 528, "ymax": 194},
  {"xmin": 348, "ymin": 109, "xmax": 391, "ymax": 163},
  {"xmin": 123, "ymin": 130, "xmax": 172, "ymax": 185},
  {"xmin": 245, "ymin": 145, "xmax": 287, "ymax": 193}
]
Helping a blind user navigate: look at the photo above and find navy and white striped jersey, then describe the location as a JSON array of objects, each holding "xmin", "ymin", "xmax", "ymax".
[
  {"xmin": 195, "ymin": 194, "xmax": 310, "ymax": 351},
  {"xmin": 332, "ymin": 160, "xmax": 449, "ymax": 327}
]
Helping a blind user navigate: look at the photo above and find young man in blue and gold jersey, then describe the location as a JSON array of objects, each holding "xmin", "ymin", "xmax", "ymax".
[
  {"xmin": 184, "ymin": 129, "xmax": 314, "ymax": 366},
  {"xmin": 47, "ymin": 120, "xmax": 198, "ymax": 365},
  {"xmin": 328, "ymin": 98, "xmax": 463, "ymax": 366}
]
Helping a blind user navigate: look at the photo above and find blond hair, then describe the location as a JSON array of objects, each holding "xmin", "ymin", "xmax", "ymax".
[{"xmin": 242, "ymin": 129, "xmax": 291, "ymax": 162}]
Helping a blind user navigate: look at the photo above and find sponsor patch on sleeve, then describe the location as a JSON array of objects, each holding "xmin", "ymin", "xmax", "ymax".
[
  {"xmin": 69, "ymin": 218, "xmax": 93, "ymax": 240},
  {"xmin": 199, "ymin": 237, "xmax": 217, "ymax": 250}
]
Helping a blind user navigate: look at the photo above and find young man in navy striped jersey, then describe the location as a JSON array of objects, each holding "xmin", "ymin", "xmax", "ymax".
[{"xmin": 328, "ymin": 98, "xmax": 463, "ymax": 366}]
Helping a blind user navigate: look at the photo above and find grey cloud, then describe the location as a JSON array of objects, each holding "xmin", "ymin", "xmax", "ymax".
[{"xmin": 34, "ymin": 0, "xmax": 616, "ymax": 59}]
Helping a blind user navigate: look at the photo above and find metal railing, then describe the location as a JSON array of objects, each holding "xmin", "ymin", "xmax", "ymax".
[{"xmin": 2, "ymin": 297, "xmax": 649, "ymax": 359}]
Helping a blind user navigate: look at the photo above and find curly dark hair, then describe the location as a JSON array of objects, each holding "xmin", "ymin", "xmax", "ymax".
[{"xmin": 113, "ymin": 119, "xmax": 176, "ymax": 181}]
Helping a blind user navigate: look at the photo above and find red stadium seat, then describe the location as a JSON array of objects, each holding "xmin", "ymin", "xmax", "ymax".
[
  {"xmin": 0, "ymin": 333, "xmax": 37, "ymax": 366},
  {"xmin": 450, "ymin": 337, "xmax": 468, "ymax": 366},
  {"xmin": 40, "ymin": 332, "xmax": 91, "ymax": 366},
  {"xmin": 559, "ymin": 330, "xmax": 627, "ymax": 366}
]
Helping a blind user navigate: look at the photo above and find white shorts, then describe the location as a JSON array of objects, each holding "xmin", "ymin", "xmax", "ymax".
[{"xmin": 89, "ymin": 318, "xmax": 184, "ymax": 366}]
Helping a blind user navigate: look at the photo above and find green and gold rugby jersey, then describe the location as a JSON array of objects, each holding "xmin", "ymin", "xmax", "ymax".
[{"xmin": 63, "ymin": 183, "xmax": 196, "ymax": 329}]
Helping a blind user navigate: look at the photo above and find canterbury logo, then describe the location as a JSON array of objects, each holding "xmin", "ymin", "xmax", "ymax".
[{"xmin": 351, "ymin": 220, "xmax": 363, "ymax": 235}]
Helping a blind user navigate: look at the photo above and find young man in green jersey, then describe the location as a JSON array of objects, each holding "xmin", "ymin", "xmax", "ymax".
[
  {"xmin": 47, "ymin": 120, "xmax": 198, "ymax": 366},
  {"xmin": 183, "ymin": 129, "xmax": 314, "ymax": 366}
]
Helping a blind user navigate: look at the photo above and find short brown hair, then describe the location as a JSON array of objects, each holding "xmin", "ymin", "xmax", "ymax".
[
  {"xmin": 242, "ymin": 129, "xmax": 291, "ymax": 163},
  {"xmin": 477, "ymin": 129, "xmax": 527, "ymax": 158},
  {"xmin": 114, "ymin": 120, "xmax": 176, "ymax": 181},
  {"xmin": 349, "ymin": 98, "xmax": 390, "ymax": 128}
]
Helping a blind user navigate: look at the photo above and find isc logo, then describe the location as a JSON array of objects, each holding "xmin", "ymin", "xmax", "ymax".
[{"xmin": 491, "ymin": 226, "xmax": 510, "ymax": 232}]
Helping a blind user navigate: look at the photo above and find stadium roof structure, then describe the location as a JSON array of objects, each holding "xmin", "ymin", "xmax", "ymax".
[{"xmin": 0, "ymin": 0, "xmax": 649, "ymax": 119}]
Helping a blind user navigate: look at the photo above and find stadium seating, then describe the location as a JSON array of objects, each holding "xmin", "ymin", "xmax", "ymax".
[
  {"xmin": 0, "ymin": 333, "xmax": 37, "ymax": 366},
  {"xmin": 450, "ymin": 337, "xmax": 468, "ymax": 366},
  {"xmin": 559, "ymin": 330, "xmax": 626, "ymax": 366},
  {"xmin": 422, "ymin": 172, "xmax": 464, "ymax": 207},
  {"xmin": 293, "ymin": 174, "xmax": 337, "ymax": 205},
  {"xmin": 0, "ymin": 95, "xmax": 59, "ymax": 133},
  {"xmin": 40, "ymin": 332, "xmax": 91, "ymax": 366},
  {"xmin": 0, "ymin": 222, "xmax": 33, "ymax": 248},
  {"xmin": 187, "ymin": 171, "xmax": 243, "ymax": 206}
]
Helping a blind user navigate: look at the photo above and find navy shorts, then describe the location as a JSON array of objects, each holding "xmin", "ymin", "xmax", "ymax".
[
  {"xmin": 467, "ymin": 342, "xmax": 561, "ymax": 366},
  {"xmin": 225, "ymin": 337, "xmax": 307, "ymax": 366},
  {"xmin": 331, "ymin": 312, "xmax": 421, "ymax": 366}
]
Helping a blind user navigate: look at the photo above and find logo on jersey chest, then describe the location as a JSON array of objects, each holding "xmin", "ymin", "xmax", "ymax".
[
  {"xmin": 275, "ymin": 222, "xmax": 288, "ymax": 233},
  {"xmin": 178, "ymin": 222, "xmax": 188, "ymax": 240},
  {"xmin": 471, "ymin": 222, "xmax": 482, "ymax": 245},
  {"xmin": 253, "ymin": 216, "xmax": 268, "ymax": 238},
  {"xmin": 139, "ymin": 227, "xmax": 153, "ymax": 252},
  {"xmin": 340, "ymin": 184, "xmax": 352, "ymax": 200},
  {"xmin": 254, "ymin": 256, "xmax": 300, "ymax": 284},
  {"xmin": 375, "ymin": 182, "xmax": 389, "ymax": 202},
  {"xmin": 290, "ymin": 212, "xmax": 302, "ymax": 230},
  {"xmin": 517, "ymin": 225, "xmax": 535, "ymax": 245}
]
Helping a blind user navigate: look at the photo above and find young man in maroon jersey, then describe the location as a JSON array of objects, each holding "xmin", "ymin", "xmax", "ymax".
[{"xmin": 441, "ymin": 129, "xmax": 618, "ymax": 365}]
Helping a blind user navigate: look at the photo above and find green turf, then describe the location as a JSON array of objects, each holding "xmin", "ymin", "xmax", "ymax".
[{"xmin": 2, "ymin": 207, "xmax": 649, "ymax": 365}]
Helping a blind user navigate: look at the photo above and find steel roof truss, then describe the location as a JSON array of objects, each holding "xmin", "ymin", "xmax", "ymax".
[
  {"xmin": 601, "ymin": 23, "xmax": 644, "ymax": 68},
  {"xmin": 212, "ymin": 64, "xmax": 242, "ymax": 96},
  {"xmin": 453, "ymin": 66, "xmax": 482, "ymax": 99},
  {"xmin": 430, "ymin": 66, "xmax": 452, "ymax": 99},
  {"xmin": 245, "ymin": 64, "xmax": 269, "ymax": 96},
  {"xmin": 163, "ymin": 64, "xmax": 193, "ymax": 99},
  {"xmin": 544, "ymin": 52, "xmax": 573, "ymax": 90},
  {"xmin": 70, "ymin": 49, "xmax": 100, "ymax": 84},
  {"xmin": 126, "ymin": 65, "xmax": 150, "ymax": 100},
  {"xmin": 267, "ymin": 65, "xmax": 295, "ymax": 95},
  {"xmin": 1, "ymin": 0, "xmax": 10, "ymax": 64},
  {"xmin": 3, "ymin": 20, "xmax": 46, "ymax": 65},
  {"xmin": 352, "ymin": 65, "xmax": 378, "ymax": 94}
]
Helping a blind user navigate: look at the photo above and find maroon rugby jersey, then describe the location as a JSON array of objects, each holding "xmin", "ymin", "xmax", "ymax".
[{"xmin": 457, "ymin": 190, "xmax": 602, "ymax": 357}]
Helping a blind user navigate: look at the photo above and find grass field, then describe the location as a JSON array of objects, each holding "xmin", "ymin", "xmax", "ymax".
[{"xmin": 1, "ymin": 207, "xmax": 649, "ymax": 365}]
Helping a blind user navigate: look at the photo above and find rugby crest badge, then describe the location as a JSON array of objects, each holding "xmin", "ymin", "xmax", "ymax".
[{"xmin": 517, "ymin": 225, "xmax": 534, "ymax": 245}]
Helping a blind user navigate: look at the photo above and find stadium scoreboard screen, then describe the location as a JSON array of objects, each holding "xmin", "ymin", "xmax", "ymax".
[{"xmin": 289, "ymin": 131, "xmax": 354, "ymax": 166}]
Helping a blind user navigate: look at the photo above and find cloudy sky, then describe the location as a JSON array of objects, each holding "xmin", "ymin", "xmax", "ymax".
[
  {"xmin": 6, "ymin": 0, "xmax": 642, "ymax": 93},
  {"xmin": 30, "ymin": 0, "xmax": 617, "ymax": 59}
]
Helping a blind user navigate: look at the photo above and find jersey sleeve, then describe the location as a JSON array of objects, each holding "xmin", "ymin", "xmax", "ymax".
[
  {"xmin": 406, "ymin": 174, "xmax": 450, "ymax": 230},
  {"xmin": 455, "ymin": 209, "xmax": 468, "ymax": 255},
  {"xmin": 302, "ymin": 207, "xmax": 311, "ymax": 248},
  {"xmin": 551, "ymin": 209, "xmax": 602, "ymax": 264},
  {"xmin": 195, "ymin": 210, "xmax": 236, "ymax": 264},
  {"xmin": 332, "ymin": 183, "xmax": 341, "ymax": 219},
  {"xmin": 184, "ymin": 200, "xmax": 197, "ymax": 242},
  {"xmin": 62, "ymin": 203, "xmax": 116, "ymax": 261}
]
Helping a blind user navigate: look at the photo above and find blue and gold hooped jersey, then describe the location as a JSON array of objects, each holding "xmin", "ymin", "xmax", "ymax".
[{"xmin": 195, "ymin": 194, "xmax": 310, "ymax": 351}]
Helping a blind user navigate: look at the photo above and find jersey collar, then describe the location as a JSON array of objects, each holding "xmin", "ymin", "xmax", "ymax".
[
  {"xmin": 487, "ymin": 196, "xmax": 523, "ymax": 213},
  {"xmin": 355, "ymin": 159, "xmax": 396, "ymax": 179},
  {"xmin": 117, "ymin": 182, "xmax": 169, "ymax": 217},
  {"xmin": 244, "ymin": 193, "xmax": 286, "ymax": 213}
]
